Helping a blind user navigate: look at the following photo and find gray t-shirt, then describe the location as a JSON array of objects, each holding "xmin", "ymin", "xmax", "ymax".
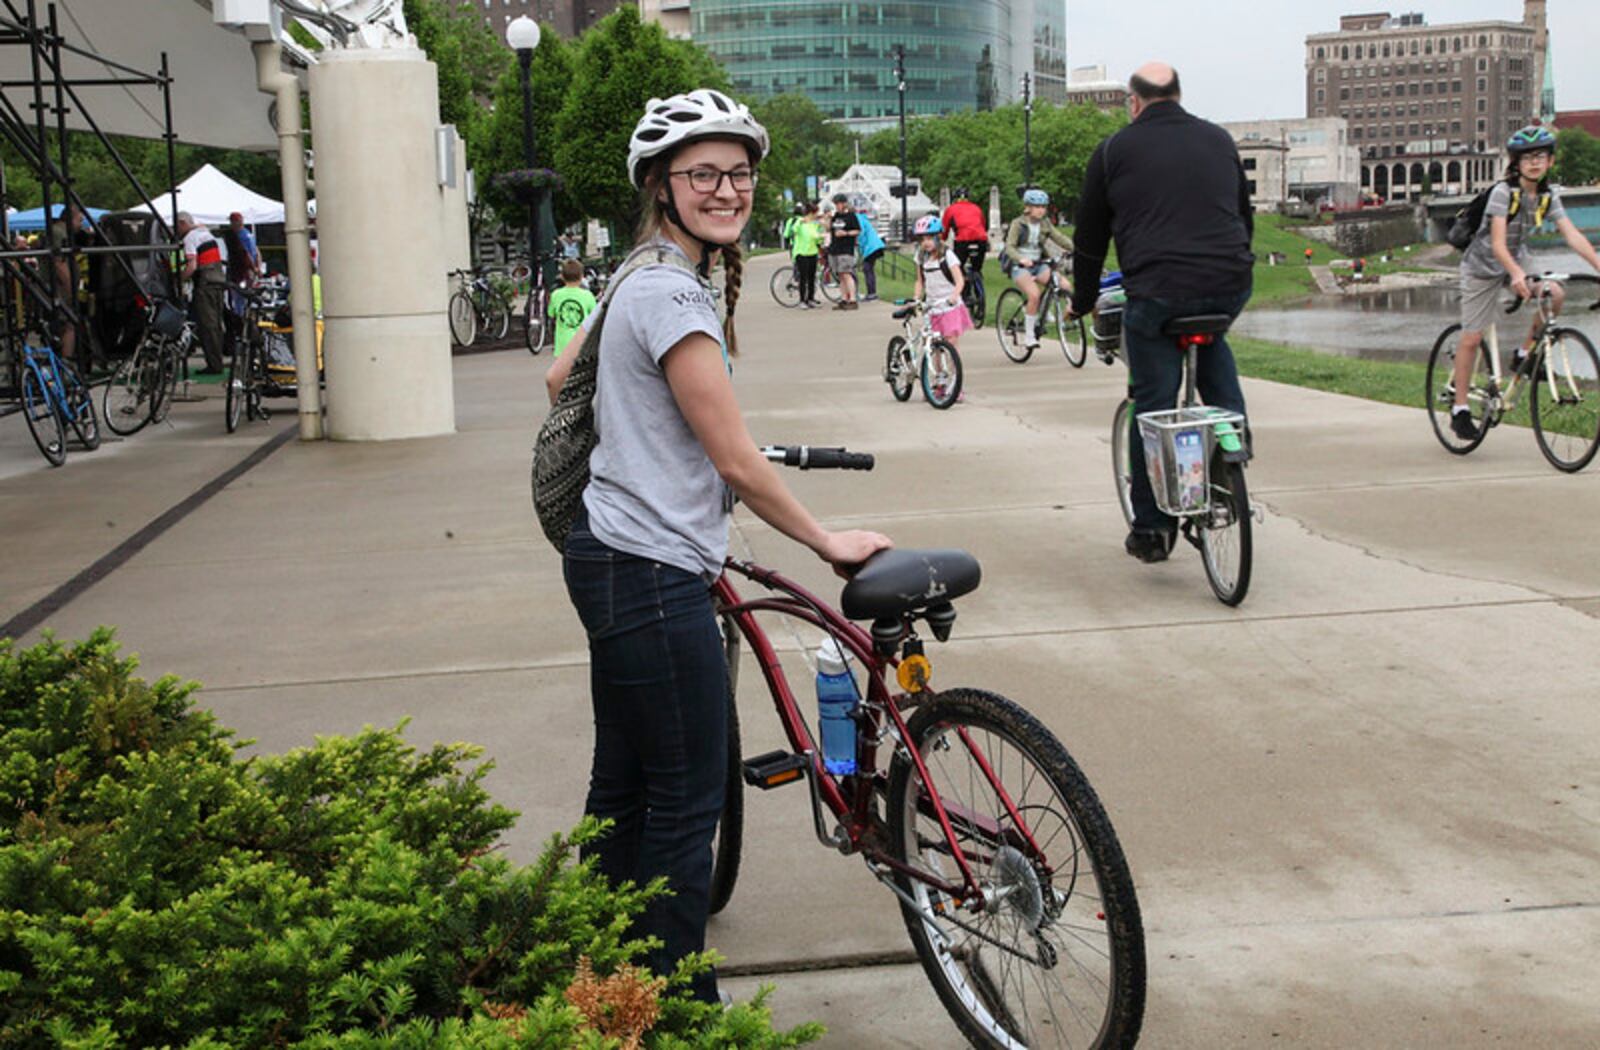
[
  {"xmin": 1460, "ymin": 181, "xmax": 1566, "ymax": 280},
  {"xmin": 583, "ymin": 241, "xmax": 732, "ymax": 581}
]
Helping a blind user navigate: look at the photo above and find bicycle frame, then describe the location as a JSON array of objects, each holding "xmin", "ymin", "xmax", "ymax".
[
  {"xmin": 1479, "ymin": 281, "xmax": 1575, "ymax": 417},
  {"xmin": 712, "ymin": 560, "xmax": 1051, "ymax": 906}
]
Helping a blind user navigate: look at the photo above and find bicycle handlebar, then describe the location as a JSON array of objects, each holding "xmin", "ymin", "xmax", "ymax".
[
  {"xmin": 761, "ymin": 445, "xmax": 875, "ymax": 471},
  {"xmin": 1503, "ymin": 272, "xmax": 1600, "ymax": 314}
]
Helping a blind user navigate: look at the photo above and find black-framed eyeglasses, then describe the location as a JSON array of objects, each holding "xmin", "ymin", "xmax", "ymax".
[{"xmin": 669, "ymin": 166, "xmax": 758, "ymax": 193}]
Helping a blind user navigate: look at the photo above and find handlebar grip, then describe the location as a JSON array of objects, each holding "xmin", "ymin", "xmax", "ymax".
[{"xmin": 761, "ymin": 445, "xmax": 875, "ymax": 470}]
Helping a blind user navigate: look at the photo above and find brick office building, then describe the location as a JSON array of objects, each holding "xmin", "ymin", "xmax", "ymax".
[
  {"xmin": 475, "ymin": 0, "xmax": 621, "ymax": 38},
  {"xmin": 1304, "ymin": 1, "xmax": 1551, "ymax": 202}
]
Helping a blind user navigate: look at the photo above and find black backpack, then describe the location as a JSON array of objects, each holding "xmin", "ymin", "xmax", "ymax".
[{"xmin": 1446, "ymin": 183, "xmax": 1550, "ymax": 251}]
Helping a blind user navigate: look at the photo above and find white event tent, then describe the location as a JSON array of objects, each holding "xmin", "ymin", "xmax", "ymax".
[{"xmin": 130, "ymin": 163, "xmax": 285, "ymax": 226}]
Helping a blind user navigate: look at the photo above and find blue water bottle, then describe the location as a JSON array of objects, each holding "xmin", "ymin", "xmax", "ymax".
[{"xmin": 815, "ymin": 637, "xmax": 859, "ymax": 776}]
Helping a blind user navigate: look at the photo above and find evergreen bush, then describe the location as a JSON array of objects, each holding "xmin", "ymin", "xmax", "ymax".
[{"xmin": 0, "ymin": 630, "xmax": 822, "ymax": 1049}]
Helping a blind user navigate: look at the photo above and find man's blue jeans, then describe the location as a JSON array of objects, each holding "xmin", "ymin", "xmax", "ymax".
[
  {"xmin": 1122, "ymin": 287, "xmax": 1252, "ymax": 533},
  {"xmin": 563, "ymin": 510, "xmax": 726, "ymax": 1004}
]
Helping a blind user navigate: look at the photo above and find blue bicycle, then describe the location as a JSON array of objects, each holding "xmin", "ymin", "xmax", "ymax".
[{"xmin": 15, "ymin": 336, "xmax": 100, "ymax": 467}]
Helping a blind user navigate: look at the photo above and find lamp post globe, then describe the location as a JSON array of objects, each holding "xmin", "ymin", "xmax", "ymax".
[{"xmin": 505, "ymin": 15, "xmax": 540, "ymax": 52}]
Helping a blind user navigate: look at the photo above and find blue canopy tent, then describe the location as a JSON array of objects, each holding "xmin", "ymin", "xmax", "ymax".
[{"xmin": 7, "ymin": 204, "xmax": 110, "ymax": 232}]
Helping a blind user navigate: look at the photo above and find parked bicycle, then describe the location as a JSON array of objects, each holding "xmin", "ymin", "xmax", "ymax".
[
  {"xmin": 1425, "ymin": 272, "xmax": 1600, "ymax": 472},
  {"xmin": 1111, "ymin": 314, "xmax": 1255, "ymax": 606},
  {"xmin": 225, "ymin": 282, "xmax": 291, "ymax": 433},
  {"xmin": 448, "ymin": 267, "xmax": 511, "ymax": 348},
  {"xmin": 884, "ymin": 298, "xmax": 963, "ymax": 409},
  {"xmin": 103, "ymin": 297, "xmax": 190, "ymax": 437},
  {"xmin": 509, "ymin": 257, "xmax": 553, "ymax": 355},
  {"xmin": 995, "ymin": 258, "xmax": 1088, "ymax": 367},
  {"xmin": 710, "ymin": 444, "xmax": 1147, "ymax": 1049},
  {"xmin": 13, "ymin": 327, "xmax": 99, "ymax": 467},
  {"xmin": 770, "ymin": 258, "xmax": 842, "ymax": 308}
]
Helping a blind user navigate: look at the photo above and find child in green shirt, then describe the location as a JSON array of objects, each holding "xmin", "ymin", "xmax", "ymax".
[{"xmin": 549, "ymin": 258, "xmax": 598, "ymax": 355}]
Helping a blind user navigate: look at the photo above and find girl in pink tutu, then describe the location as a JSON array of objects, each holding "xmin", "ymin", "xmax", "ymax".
[{"xmin": 912, "ymin": 214, "xmax": 974, "ymax": 344}]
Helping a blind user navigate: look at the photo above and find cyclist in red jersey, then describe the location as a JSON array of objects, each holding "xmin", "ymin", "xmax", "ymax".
[{"xmin": 941, "ymin": 187, "xmax": 989, "ymax": 275}]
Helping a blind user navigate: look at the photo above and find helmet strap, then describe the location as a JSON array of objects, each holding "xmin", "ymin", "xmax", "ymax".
[{"xmin": 662, "ymin": 181, "xmax": 723, "ymax": 279}]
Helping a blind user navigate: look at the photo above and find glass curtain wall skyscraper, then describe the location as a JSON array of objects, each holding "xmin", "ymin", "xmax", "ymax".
[{"xmin": 691, "ymin": 1, "xmax": 1066, "ymax": 130}]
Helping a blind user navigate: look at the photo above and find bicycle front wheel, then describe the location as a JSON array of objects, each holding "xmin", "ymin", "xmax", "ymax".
[
  {"xmin": 524, "ymin": 289, "xmax": 547, "ymax": 355},
  {"xmin": 1050, "ymin": 294, "xmax": 1088, "ymax": 368},
  {"xmin": 224, "ymin": 345, "xmax": 246, "ymax": 433},
  {"xmin": 103, "ymin": 345, "xmax": 158, "ymax": 436},
  {"xmin": 448, "ymin": 290, "xmax": 477, "ymax": 346},
  {"xmin": 1425, "ymin": 324, "xmax": 1491, "ymax": 454},
  {"xmin": 21, "ymin": 365, "xmax": 67, "ymax": 466},
  {"xmin": 770, "ymin": 265, "xmax": 801, "ymax": 308},
  {"xmin": 1111, "ymin": 399, "xmax": 1136, "ymax": 528},
  {"xmin": 922, "ymin": 338, "xmax": 963, "ymax": 409},
  {"xmin": 485, "ymin": 291, "xmax": 511, "ymax": 340},
  {"xmin": 995, "ymin": 287, "xmax": 1032, "ymax": 363},
  {"xmin": 1529, "ymin": 328, "xmax": 1600, "ymax": 473},
  {"xmin": 887, "ymin": 688, "xmax": 1146, "ymax": 1050},
  {"xmin": 819, "ymin": 265, "xmax": 842, "ymax": 303},
  {"xmin": 886, "ymin": 335, "xmax": 915, "ymax": 401},
  {"xmin": 58, "ymin": 360, "xmax": 100, "ymax": 450},
  {"xmin": 1197, "ymin": 456, "xmax": 1253, "ymax": 606}
]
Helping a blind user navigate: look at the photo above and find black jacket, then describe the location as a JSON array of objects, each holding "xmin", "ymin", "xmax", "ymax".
[{"xmin": 1071, "ymin": 102, "xmax": 1254, "ymax": 314}]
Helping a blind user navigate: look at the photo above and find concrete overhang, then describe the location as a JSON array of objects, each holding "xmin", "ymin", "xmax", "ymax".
[{"xmin": 1, "ymin": 0, "xmax": 302, "ymax": 151}]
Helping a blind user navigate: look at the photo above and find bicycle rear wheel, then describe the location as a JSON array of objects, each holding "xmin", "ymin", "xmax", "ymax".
[
  {"xmin": 922, "ymin": 338, "xmax": 963, "ymax": 409},
  {"xmin": 524, "ymin": 287, "xmax": 548, "ymax": 355},
  {"xmin": 58, "ymin": 360, "xmax": 100, "ymax": 450},
  {"xmin": 1425, "ymin": 324, "xmax": 1491, "ymax": 454},
  {"xmin": 448, "ymin": 290, "xmax": 477, "ymax": 346},
  {"xmin": 1196, "ymin": 455, "xmax": 1252, "ymax": 606},
  {"xmin": 964, "ymin": 272, "xmax": 986, "ymax": 329},
  {"xmin": 1111, "ymin": 399, "xmax": 1136, "ymax": 528},
  {"xmin": 1529, "ymin": 328, "xmax": 1600, "ymax": 473},
  {"xmin": 224, "ymin": 343, "xmax": 246, "ymax": 433},
  {"xmin": 485, "ymin": 290, "xmax": 511, "ymax": 340},
  {"xmin": 995, "ymin": 287, "xmax": 1032, "ymax": 363},
  {"xmin": 103, "ymin": 344, "xmax": 158, "ymax": 436},
  {"xmin": 21, "ymin": 364, "xmax": 67, "ymax": 466},
  {"xmin": 819, "ymin": 265, "xmax": 842, "ymax": 303},
  {"xmin": 150, "ymin": 340, "xmax": 182, "ymax": 424},
  {"xmin": 770, "ymin": 265, "xmax": 802, "ymax": 308},
  {"xmin": 887, "ymin": 689, "xmax": 1145, "ymax": 1050},
  {"xmin": 885, "ymin": 335, "xmax": 916, "ymax": 401}
]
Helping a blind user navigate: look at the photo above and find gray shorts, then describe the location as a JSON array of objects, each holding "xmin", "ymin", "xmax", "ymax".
[
  {"xmin": 829, "ymin": 252, "xmax": 856, "ymax": 274},
  {"xmin": 1459, "ymin": 272, "xmax": 1507, "ymax": 333}
]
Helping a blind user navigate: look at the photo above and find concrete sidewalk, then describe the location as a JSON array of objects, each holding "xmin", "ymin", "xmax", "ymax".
[{"xmin": 3, "ymin": 249, "xmax": 1599, "ymax": 1047}]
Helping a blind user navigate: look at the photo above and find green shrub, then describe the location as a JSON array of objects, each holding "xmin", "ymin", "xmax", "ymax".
[{"xmin": 0, "ymin": 630, "xmax": 822, "ymax": 1049}]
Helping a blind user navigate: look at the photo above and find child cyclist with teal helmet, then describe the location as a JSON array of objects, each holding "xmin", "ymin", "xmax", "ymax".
[
  {"xmin": 1003, "ymin": 188, "xmax": 1075, "ymax": 350},
  {"xmin": 1450, "ymin": 125, "xmax": 1600, "ymax": 440}
]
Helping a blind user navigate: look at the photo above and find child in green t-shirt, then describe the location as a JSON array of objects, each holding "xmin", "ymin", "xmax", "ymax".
[{"xmin": 548, "ymin": 259, "xmax": 598, "ymax": 355}]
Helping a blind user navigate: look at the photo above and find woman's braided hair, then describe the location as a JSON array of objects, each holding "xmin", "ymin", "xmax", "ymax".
[{"xmin": 636, "ymin": 148, "xmax": 752, "ymax": 357}]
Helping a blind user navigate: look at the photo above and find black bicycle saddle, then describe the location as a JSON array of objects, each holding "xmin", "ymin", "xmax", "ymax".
[
  {"xmin": 840, "ymin": 548, "xmax": 982, "ymax": 620},
  {"xmin": 1161, "ymin": 313, "xmax": 1233, "ymax": 337}
]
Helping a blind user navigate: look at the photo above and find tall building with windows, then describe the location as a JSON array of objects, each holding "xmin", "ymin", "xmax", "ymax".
[
  {"xmin": 475, "ymin": 0, "xmax": 621, "ymax": 39},
  {"xmin": 689, "ymin": 1, "xmax": 1067, "ymax": 132},
  {"xmin": 1304, "ymin": 1, "xmax": 1550, "ymax": 201}
]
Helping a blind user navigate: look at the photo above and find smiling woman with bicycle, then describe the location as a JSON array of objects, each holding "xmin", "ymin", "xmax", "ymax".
[
  {"xmin": 1448, "ymin": 126, "xmax": 1600, "ymax": 442},
  {"xmin": 541, "ymin": 88, "xmax": 891, "ymax": 1006}
]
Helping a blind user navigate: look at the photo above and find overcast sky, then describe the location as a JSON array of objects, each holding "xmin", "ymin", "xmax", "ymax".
[{"xmin": 1067, "ymin": 1, "xmax": 1599, "ymax": 122}]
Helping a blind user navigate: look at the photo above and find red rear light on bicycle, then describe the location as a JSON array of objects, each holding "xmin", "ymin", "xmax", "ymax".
[{"xmin": 1178, "ymin": 334, "xmax": 1215, "ymax": 349}]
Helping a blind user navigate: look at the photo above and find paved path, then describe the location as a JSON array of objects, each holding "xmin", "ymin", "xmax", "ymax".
[{"xmin": 3, "ymin": 251, "xmax": 1599, "ymax": 1047}]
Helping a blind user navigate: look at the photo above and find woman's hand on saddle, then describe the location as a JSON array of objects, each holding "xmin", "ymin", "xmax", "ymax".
[{"xmin": 816, "ymin": 529, "xmax": 894, "ymax": 579}]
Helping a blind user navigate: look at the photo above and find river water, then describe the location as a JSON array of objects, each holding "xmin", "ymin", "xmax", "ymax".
[{"xmin": 1235, "ymin": 246, "xmax": 1600, "ymax": 363}]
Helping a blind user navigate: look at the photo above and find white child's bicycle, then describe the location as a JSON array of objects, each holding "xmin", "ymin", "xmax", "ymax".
[{"xmin": 884, "ymin": 298, "xmax": 963, "ymax": 410}]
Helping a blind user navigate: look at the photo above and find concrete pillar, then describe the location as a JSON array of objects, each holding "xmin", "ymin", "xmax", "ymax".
[{"xmin": 309, "ymin": 48, "xmax": 454, "ymax": 441}]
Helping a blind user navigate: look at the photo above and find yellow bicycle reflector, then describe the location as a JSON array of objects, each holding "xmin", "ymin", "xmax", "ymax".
[{"xmin": 897, "ymin": 653, "xmax": 933, "ymax": 693}]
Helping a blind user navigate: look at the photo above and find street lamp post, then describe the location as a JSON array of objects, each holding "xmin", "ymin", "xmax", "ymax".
[
  {"xmin": 1021, "ymin": 71, "xmax": 1033, "ymax": 188},
  {"xmin": 507, "ymin": 16, "xmax": 543, "ymax": 283},
  {"xmin": 895, "ymin": 44, "xmax": 908, "ymax": 242}
]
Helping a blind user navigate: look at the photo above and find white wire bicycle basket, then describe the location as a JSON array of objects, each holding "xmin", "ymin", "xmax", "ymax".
[{"xmin": 1136, "ymin": 407, "xmax": 1245, "ymax": 517}]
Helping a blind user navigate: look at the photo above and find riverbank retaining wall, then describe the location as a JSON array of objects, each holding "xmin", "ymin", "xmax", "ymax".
[{"xmin": 1331, "ymin": 205, "xmax": 1424, "ymax": 257}]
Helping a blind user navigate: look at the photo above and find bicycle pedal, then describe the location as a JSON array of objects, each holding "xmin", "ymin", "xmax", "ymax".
[{"xmin": 742, "ymin": 750, "xmax": 809, "ymax": 790}]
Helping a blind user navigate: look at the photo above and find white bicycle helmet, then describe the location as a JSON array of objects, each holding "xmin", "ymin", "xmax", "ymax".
[{"xmin": 627, "ymin": 89, "xmax": 770, "ymax": 189}]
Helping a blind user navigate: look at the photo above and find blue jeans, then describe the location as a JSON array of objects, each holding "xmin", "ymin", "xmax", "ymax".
[
  {"xmin": 562, "ymin": 510, "xmax": 727, "ymax": 1003},
  {"xmin": 1122, "ymin": 287, "xmax": 1252, "ymax": 533}
]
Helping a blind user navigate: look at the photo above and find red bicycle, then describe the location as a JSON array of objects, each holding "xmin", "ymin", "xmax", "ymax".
[{"xmin": 710, "ymin": 445, "xmax": 1146, "ymax": 1049}]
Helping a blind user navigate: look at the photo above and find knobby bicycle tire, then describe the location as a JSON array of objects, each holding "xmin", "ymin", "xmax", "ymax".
[
  {"xmin": 995, "ymin": 287, "xmax": 1032, "ymax": 363},
  {"xmin": 1111, "ymin": 399, "xmax": 1136, "ymax": 528},
  {"xmin": 886, "ymin": 335, "xmax": 915, "ymax": 402},
  {"xmin": 1529, "ymin": 328, "xmax": 1600, "ymax": 473},
  {"xmin": 1425, "ymin": 324, "xmax": 1490, "ymax": 455},
  {"xmin": 886, "ymin": 688, "xmax": 1146, "ymax": 1050},
  {"xmin": 1197, "ymin": 457, "xmax": 1252, "ymax": 606},
  {"xmin": 922, "ymin": 338, "xmax": 963, "ymax": 409},
  {"xmin": 21, "ymin": 363, "xmax": 66, "ymax": 466}
]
